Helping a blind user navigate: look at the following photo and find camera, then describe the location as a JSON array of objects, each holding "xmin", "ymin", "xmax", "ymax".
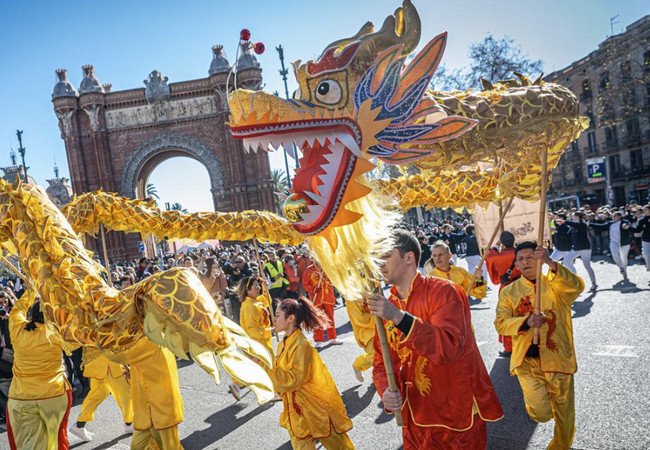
[{"xmin": 0, "ymin": 308, "xmax": 6, "ymax": 317}]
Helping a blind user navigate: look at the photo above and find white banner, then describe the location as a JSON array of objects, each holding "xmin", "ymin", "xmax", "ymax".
[{"xmin": 473, "ymin": 198, "xmax": 550, "ymax": 249}]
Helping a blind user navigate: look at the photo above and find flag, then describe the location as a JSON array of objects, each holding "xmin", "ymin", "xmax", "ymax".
[{"xmin": 473, "ymin": 198, "xmax": 550, "ymax": 249}]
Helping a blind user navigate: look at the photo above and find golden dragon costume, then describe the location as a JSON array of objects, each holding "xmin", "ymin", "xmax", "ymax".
[
  {"xmin": 0, "ymin": 178, "xmax": 275, "ymax": 405},
  {"xmin": 0, "ymin": 3, "xmax": 587, "ymax": 416}
]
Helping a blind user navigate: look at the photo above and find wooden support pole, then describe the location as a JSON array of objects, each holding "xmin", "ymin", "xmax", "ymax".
[
  {"xmin": 362, "ymin": 270, "xmax": 403, "ymax": 427},
  {"xmin": 99, "ymin": 223, "xmax": 112, "ymax": 287},
  {"xmin": 0, "ymin": 254, "xmax": 36, "ymax": 291},
  {"xmin": 533, "ymin": 147, "xmax": 549, "ymax": 345}
]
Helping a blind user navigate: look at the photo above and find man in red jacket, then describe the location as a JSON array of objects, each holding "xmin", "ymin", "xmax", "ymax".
[
  {"xmin": 485, "ymin": 231, "xmax": 521, "ymax": 357},
  {"xmin": 367, "ymin": 229, "xmax": 503, "ymax": 449}
]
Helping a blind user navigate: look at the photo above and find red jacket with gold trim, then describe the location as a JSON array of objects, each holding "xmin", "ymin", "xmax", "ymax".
[{"xmin": 373, "ymin": 273, "xmax": 503, "ymax": 430}]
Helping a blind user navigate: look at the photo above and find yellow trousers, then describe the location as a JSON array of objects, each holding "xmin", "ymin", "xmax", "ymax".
[
  {"xmin": 78, "ymin": 374, "xmax": 133, "ymax": 423},
  {"xmin": 130, "ymin": 426, "xmax": 183, "ymax": 450},
  {"xmin": 352, "ymin": 339, "xmax": 374, "ymax": 373},
  {"xmin": 7, "ymin": 391, "xmax": 70, "ymax": 450},
  {"xmin": 514, "ymin": 357, "xmax": 575, "ymax": 450},
  {"xmin": 288, "ymin": 430, "xmax": 355, "ymax": 450},
  {"xmin": 345, "ymin": 300, "xmax": 375, "ymax": 374}
]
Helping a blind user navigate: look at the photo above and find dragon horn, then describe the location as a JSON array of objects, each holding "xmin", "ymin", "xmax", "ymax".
[
  {"xmin": 354, "ymin": 0, "xmax": 421, "ymax": 63},
  {"xmin": 318, "ymin": 21, "xmax": 375, "ymax": 59}
]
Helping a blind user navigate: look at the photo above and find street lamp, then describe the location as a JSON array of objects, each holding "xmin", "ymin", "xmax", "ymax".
[
  {"xmin": 276, "ymin": 45, "xmax": 300, "ymax": 188},
  {"xmin": 16, "ymin": 130, "xmax": 28, "ymax": 181}
]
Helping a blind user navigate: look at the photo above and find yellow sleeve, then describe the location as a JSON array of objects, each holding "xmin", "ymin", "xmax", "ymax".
[
  {"xmin": 267, "ymin": 342, "xmax": 311, "ymax": 393},
  {"xmin": 240, "ymin": 302, "xmax": 271, "ymax": 343},
  {"xmin": 8, "ymin": 292, "xmax": 35, "ymax": 343},
  {"xmin": 470, "ymin": 280, "xmax": 487, "ymax": 299},
  {"xmin": 494, "ymin": 288, "xmax": 529, "ymax": 336},
  {"xmin": 547, "ymin": 264, "xmax": 585, "ymax": 305}
]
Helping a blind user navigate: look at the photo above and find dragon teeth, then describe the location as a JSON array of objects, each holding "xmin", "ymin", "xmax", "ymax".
[{"xmin": 335, "ymin": 133, "xmax": 360, "ymax": 157}]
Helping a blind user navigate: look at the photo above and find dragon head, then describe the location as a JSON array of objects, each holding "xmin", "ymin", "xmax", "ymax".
[{"xmin": 228, "ymin": 0, "xmax": 475, "ymax": 251}]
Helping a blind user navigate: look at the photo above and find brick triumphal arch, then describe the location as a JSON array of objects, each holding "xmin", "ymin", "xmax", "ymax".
[{"xmin": 52, "ymin": 45, "xmax": 275, "ymax": 260}]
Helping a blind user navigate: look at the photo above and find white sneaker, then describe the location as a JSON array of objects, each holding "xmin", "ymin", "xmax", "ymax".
[
  {"xmin": 228, "ymin": 383, "xmax": 241, "ymax": 402},
  {"xmin": 124, "ymin": 423, "xmax": 134, "ymax": 434},
  {"xmin": 329, "ymin": 338, "xmax": 343, "ymax": 346},
  {"xmin": 314, "ymin": 341, "xmax": 325, "ymax": 349},
  {"xmin": 354, "ymin": 369, "xmax": 364, "ymax": 383},
  {"xmin": 69, "ymin": 425, "xmax": 93, "ymax": 442}
]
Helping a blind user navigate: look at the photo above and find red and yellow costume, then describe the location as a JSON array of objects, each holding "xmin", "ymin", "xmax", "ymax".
[
  {"xmin": 485, "ymin": 247, "xmax": 521, "ymax": 353},
  {"xmin": 495, "ymin": 264, "xmax": 584, "ymax": 450},
  {"xmin": 110, "ymin": 338, "xmax": 184, "ymax": 450},
  {"xmin": 302, "ymin": 264, "xmax": 337, "ymax": 343},
  {"xmin": 345, "ymin": 300, "xmax": 375, "ymax": 373},
  {"xmin": 240, "ymin": 295, "xmax": 274, "ymax": 355},
  {"xmin": 76, "ymin": 351, "xmax": 133, "ymax": 425},
  {"xmin": 268, "ymin": 329, "xmax": 354, "ymax": 449},
  {"xmin": 427, "ymin": 266, "xmax": 487, "ymax": 299},
  {"xmin": 373, "ymin": 274, "xmax": 503, "ymax": 449},
  {"xmin": 7, "ymin": 294, "xmax": 72, "ymax": 450}
]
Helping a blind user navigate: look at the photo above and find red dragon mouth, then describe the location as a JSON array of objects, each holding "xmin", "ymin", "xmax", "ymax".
[{"xmin": 230, "ymin": 118, "xmax": 362, "ymax": 235}]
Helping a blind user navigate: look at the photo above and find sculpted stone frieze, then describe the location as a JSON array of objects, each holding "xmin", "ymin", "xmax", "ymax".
[{"xmin": 105, "ymin": 96, "xmax": 219, "ymax": 130}]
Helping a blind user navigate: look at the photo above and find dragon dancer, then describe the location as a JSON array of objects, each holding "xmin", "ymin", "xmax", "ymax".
[
  {"xmin": 367, "ymin": 229, "xmax": 503, "ymax": 449},
  {"xmin": 495, "ymin": 242, "xmax": 584, "ymax": 450},
  {"xmin": 7, "ymin": 294, "xmax": 72, "ymax": 450},
  {"xmin": 427, "ymin": 240, "xmax": 487, "ymax": 301},
  {"xmin": 69, "ymin": 350, "xmax": 134, "ymax": 442},
  {"xmin": 269, "ymin": 297, "xmax": 354, "ymax": 449}
]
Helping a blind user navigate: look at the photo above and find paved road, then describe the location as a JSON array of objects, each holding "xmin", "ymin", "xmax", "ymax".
[{"xmin": 1, "ymin": 259, "xmax": 648, "ymax": 449}]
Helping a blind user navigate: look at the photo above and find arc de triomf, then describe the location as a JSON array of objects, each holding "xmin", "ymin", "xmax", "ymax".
[{"xmin": 51, "ymin": 44, "xmax": 275, "ymax": 260}]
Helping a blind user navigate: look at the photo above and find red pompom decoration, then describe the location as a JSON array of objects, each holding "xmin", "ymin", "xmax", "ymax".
[
  {"xmin": 240, "ymin": 29, "xmax": 251, "ymax": 41},
  {"xmin": 254, "ymin": 42, "xmax": 265, "ymax": 55}
]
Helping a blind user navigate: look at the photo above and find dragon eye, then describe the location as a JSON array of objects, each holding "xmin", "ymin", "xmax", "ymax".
[
  {"xmin": 314, "ymin": 80, "xmax": 341, "ymax": 105},
  {"xmin": 292, "ymin": 87, "xmax": 301, "ymax": 100}
]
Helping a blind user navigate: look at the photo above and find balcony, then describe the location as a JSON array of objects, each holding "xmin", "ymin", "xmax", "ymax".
[
  {"xmin": 603, "ymin": 139, "xmax": 618, "ymax": 152},
  {"xmin": 623, "ymin": 133, "xmax": 642, "ymax": 147}
]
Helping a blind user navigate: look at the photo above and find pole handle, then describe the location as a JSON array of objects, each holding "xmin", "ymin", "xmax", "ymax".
[{"xmin": 374, "ymin": 316, "xmax": 404, "ymax": 426}]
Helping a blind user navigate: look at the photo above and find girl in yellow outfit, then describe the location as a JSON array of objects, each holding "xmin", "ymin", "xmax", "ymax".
[
  {"xmin": 69, "ymin": 350, "xmax": 134, "ymax": 442},
  {"xmin": 270, "ymin": 297, "xmax": 355, "ymax": 450},
  {"xmin": 237, "ymin": 276, "xmax": 274, "ymax": 355},
  {"xmin": 7, "ymin": 293, "xmax": 72, "ymax": 450}
]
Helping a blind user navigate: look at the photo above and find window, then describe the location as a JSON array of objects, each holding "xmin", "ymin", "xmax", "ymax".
[
  {"xmin": 571, "ymin": 141, "xmax": 579, "ymax": 154},
  {"xmin": 621, "ymin": 61, "xmax": 632, "ymax": 82},
  {"xmin": 574, "ymin": 167, "xmax": 583, "ymax": 183},
  {"xmin": 586, "ymin": 108, "xmax": 595, "ymax": 127},
  {"xmin": 599, "ymin": 72, "xmax": 610, "ymax": 91},
  {"xmin": 644, "ymin": 51, "xmax": 650, "ymax": 73},
  {"xmin": 581, "ymin": 78, "xmax": 592, "ymax": 101},
  {"xmin": 623, "ymin": 88, "xmax": 637, "ymax": 106},
  {"xmin": 609, "ymin": 154, "xmax": 621, "ymax": 172},
  {"xmin": 631, "ymin": 149, "xmax": 643, "ymax": 169},
  {"xmin": 604, "ymin": 126, "xmax": 618, "ymax": 147},
  {"xmin": 587, "ymin": 131, "xmax": 597, "ymax": 153},
  {"xmin": 626, "ymin": 118, "xmax": 640, "ymax": 137}
]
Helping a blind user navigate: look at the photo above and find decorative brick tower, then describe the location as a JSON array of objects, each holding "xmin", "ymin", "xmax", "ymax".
[{"xmin": 52, "ymin": 46, "xmax": 275, "ymax": 261}]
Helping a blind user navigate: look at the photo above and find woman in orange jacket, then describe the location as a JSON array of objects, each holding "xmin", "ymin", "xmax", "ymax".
[{"xmin": 269, "ymin": 297, "xmax": 354, "ymax": 449}]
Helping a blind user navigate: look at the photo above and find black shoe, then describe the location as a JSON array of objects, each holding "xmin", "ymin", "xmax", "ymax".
[{"xmin": 498, "ymin": 351, "xmax": 512, "ymax": 357}]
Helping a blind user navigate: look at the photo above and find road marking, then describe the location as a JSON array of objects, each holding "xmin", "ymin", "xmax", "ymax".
[
  {"xmin": 592, "ymin": 345, "xmax": 639, "ymax": 358},
  {"xmin": 476, "ymin": 341, "xmax": 487, "ymax": 347}
]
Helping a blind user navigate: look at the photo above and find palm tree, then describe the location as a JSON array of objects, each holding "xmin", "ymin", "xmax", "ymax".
[
  {"xmin": 271, "ymin": 169, "xmax": 290, "ymax": 192},
  {"xmin": 146, "ymin": 183, "xmax": 160, "ymax": 200},
  {"xmin": 170, "ymin": 202, "xmax": 188, "ymax": 214}
]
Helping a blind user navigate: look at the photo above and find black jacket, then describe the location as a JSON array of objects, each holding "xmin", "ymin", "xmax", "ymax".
[
  {"xmin": 566, "ymin": 221, "xmax": 591, "ymax": 251},
  {"xmin": 634, "ymin": 217, "xmax": 650, "ymax": 243},
  {"xmin": 590, "ymin": 220, "xmax": 632, "ymax": 246},
  {"xmin": 552, "ymin": 222, "xmax": 574, "ymax": 251},
  {"xmin": 463, "ymin": 234, "xmax": 480, "ymax": 257}
]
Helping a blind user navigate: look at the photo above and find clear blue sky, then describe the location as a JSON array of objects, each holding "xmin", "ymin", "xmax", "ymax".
[{"xmin": 1, "ymin": 0, "xmax": 648, "ymax": 212}]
